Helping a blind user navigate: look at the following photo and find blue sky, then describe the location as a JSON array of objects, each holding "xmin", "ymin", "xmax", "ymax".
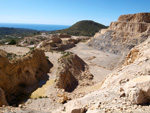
[{"xmin": 0, "ymin": 0, "xmax": 150, "ymax": 25}]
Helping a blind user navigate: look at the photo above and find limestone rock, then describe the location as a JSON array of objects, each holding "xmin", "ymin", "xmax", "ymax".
[
  {"xmin": 124, "ymin": 48, "xmax": 140, "ymax": 65},
  {"xmin": 118, "ymin": 13, "xmax": 150, "ymax": 23},
  {"xmin": 0, "ymin": 49, "xmax": 53, "ymax": 105},
  {"xmin": 124, "ymin": 76, "xmax": 150, "ymax": 104},
  {"xmin": 55, "ymin": 53, "xmax": 93, "ymax": 92},
  {"xmin": 88, "ymin": 13, "xmax": 150, "ymax": 56},
  {"xmin": 57, "ymin": 94, "xmax": 68, "ymax": 104}
]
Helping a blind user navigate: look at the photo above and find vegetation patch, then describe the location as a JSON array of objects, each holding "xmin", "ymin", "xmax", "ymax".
[
  {"xmin": 60, "ymin": 51, "xmax": 73, "ymax": 58},
  {"xmin": 7, "ymin": 53, "xmax": 17, "ymax": 60},
  {"xmin": 0, "ymin": 27, "xmax": 40, "ymax": 38},
  {"xmin": 53, "ymin": 20, "xmax": 108, "ymax": 36}
]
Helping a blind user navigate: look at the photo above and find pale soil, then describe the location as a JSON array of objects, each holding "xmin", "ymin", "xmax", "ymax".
[
  {"xmin": 0, "ymin": 45, "xmax": 30, "ymax": 55},
  {"xmin": 67, "ymin": 42, "xmax": 121, "ymax": 83},
  {"xmin": 45, "ymin": 52, "xmax": 62, "ymax": 78}
]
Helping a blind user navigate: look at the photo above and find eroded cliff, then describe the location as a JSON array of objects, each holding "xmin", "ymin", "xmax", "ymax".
[{"xmin": 0, "ymin": 49, "xmax": 53, "ymax": 106}]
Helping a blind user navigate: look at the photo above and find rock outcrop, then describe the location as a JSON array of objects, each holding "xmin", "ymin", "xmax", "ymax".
[
  {"xmin": 118, "ymin": 13, "xmax": 150, "ymax": 23},
  {"xmin": 56, "ymin": 37, "xmax": 150, "ymax": 113},
  {"xmin": 124, "ymin": 48, "xmax": 140, "ymax": 65},
  {"xmin": 87, "ymin": 13, "xmax": 150, "ymax": 55},
  {"xmin": 55, "ymin": 53, "xmax": 93, "ymax": 92},
  {"xmin": 0, "ymin": 49, "xmax": 53, "ymax": 106},
  {"xmin": 100, "ymin": 37, "xmax": 150, "ymax": 105},
  {"xmin": 39, "ymin": 35, "xmax": 88, "ymax": 51},
  {"xmin": 124, "ymin": 76, "xmax": 150, "ymax": 104}
]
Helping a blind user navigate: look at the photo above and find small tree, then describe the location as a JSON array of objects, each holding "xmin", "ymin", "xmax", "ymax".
[{"xmin": 8, "ymin": 39, "xmax": 16, "ymax": 45}]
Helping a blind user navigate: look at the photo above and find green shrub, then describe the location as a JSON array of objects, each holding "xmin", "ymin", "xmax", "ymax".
[
  {"xmin": 8, "ymin": 39, "xmax": 16, "ymax": 45},
  {"xmin": 30, "ymin": 41, "xmax": 34, "ymax": 44}
]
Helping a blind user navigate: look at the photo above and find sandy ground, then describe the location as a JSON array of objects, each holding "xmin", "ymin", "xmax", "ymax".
[
  {"xmin": 0, "ymin": 45, "xmax": 30, "ymax": 55},
  {"xmin": 45, "ymin": 52, "xmax": 62, "ymax": 77},
  {"xmin": 67, "ymin": 42, "xmax": 121, "ymax": 83}
]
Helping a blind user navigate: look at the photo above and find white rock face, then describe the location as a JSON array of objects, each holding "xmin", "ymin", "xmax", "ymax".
[{"xmin": 124, "ymin": 76, "xmax": 150, "ymax": 104}]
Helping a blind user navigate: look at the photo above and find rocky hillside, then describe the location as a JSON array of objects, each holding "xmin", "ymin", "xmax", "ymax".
[
  {"xmin": 0, "ymin": 49, "xmax": 53, "ymax": 106},
  {"xmin": 87, "ymin": 13, "xmax": 150, "ymax": 55},
  {"xmin": 0, "ymin": 27, "xmax": 40, "ymax": 38},
  {"xmin": 53, "ymin": 20, "xmax": 107, "ymax": 36},
  {"xmin": 55, "ymin": 37, "xmax": 150, "ymax": 113}
]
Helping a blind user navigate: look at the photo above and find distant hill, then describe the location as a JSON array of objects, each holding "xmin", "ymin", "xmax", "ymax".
[
  {"xmin": 0, "ymin": 27, "xmax": 40, "ymax": 38},
  {"xmin": 53, "ymin": 20, "xmax": 108, "ymax": 36}
]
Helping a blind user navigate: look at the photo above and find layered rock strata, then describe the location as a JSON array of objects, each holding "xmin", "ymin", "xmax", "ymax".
[{"xmin": 87, "ymin": 13, "xmax": 150, "ymax": 55}]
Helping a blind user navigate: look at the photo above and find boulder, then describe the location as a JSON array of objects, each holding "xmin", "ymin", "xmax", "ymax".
[{"xmin": 124, "ymin": 76, "xmax": 150, "ymax": 104}]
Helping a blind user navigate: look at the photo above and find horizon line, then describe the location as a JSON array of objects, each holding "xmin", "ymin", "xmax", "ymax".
[{"xmin": 0, "ymin": 22, "xmax": 71, "ymax": 26}]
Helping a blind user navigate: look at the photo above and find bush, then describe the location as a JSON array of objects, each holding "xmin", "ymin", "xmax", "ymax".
[{"xmin": 8, "ymin": 39, "xmax": 16, "ymax": 45}]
